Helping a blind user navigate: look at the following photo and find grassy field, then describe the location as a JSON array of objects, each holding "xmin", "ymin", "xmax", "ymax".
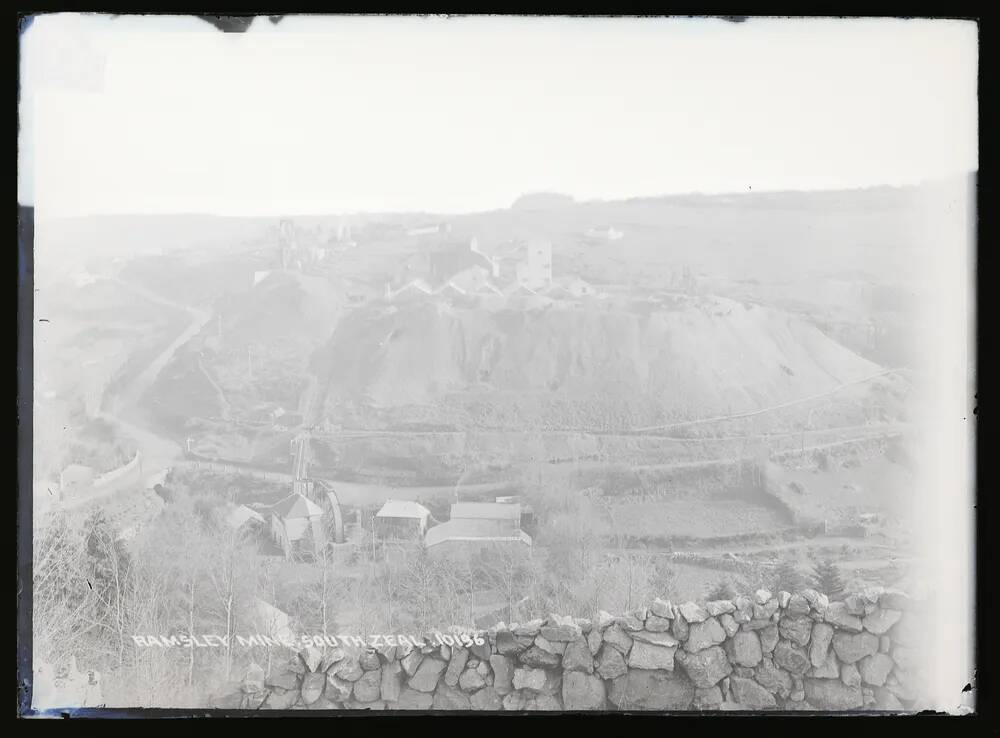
[{"xmin": 602, "ymin": 498, "xmax": 791, "ymax": 540}]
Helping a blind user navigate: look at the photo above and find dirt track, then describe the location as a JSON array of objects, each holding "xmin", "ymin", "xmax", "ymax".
[{"xmin": 44, "ymin": 280, "xmax": 211, "ymax": 517}]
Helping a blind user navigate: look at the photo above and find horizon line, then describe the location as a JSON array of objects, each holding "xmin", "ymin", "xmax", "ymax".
[{"xmin": 26, "ymin": 172, "xmax": 975, "ymax": 221}]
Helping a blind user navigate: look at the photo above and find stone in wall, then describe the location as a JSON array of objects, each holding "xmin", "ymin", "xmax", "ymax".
[
  {"xmin": 825, "ymin": 602, "xmax": 864, "ymax": 632},
  {"xmin": 693, "ymin": 685, "xmax": 724, "ymax": 709},
  {"xmin": 729, "ymin": 676, "xmax": 778, "ymax": 709},
  {"xmin": 778, "ymin": 613, "xmax": 813, "ymax": 647},
  {"xmin": 520, "ymin": 645, "xmax": 561, "ymax": 669},
  {"xmin": 684, "ymin": 617, "xmax": 726, "ymax": 652},
  {"xmin": 677, "ymin": 646, "xmax": 731, "ymax": 688},
  {"xmin": 759, "ymin": 624, "xmax": 779, "ymax": 654},
  {"xmin": 512, "ymin": 666, "xmax": 547, "ymax": 692},
  {"xmin": 773, "ymin": 640, "xmax": 810, "ymax": 675},
  {"xmin": 562, "ymin": 638, "xmax": 595, "ymax": 673},
  {"xmin": 595, "ymin": 645, "xmax": 628, "ymax": 680},
  {"xmin": 858, "ymin": 654, "xmax": 894, "ymax": 687},
  {"xmin": 432, "ymin": 684, "xmax": 470, "ymax": 710},
  {"xmin": 832, "ymin": 632, "xmax": 880, "ymax": 664},
  {"xmin": 803, "ymin": 677, "xmax": 864, "ymax": 710},
  {"xmin": 677, "ymin": 602, "xmax": 709, "ymax": 623},
  {"xmin": 300, "ymin": 672, "xmax": 326, "ymax": 705},
  {"xmin": 353, "ymin": 669, "xmax": 381, "ymax": 702},
  {"xmin": 628, "ymin": 640, "xmax": 676, "ymax": 670},
  {"xmin": 408, "ymin": 657, "xmax": 446, "ymax": 692},
  {"xmin": 471, "ymin": 686, "xmax": 502, "ymax": 710},
  {"xmin": 809, "ymin": 622, "xmax": 835, "ymax": 667},
  {"xmin": 325, "ymin": 672, "xmax": 353, "ymax": 702},
  {"xmin": 381, "ymin": 660, "xmax": 404, "ymax": 702},
  {"xmin": 811, "ymin": 650, "xmax": 840, "ymax": 679},
  {"xmin": 490, "ymin": 655, "xmax": 513, "ymax": 694},
  {"xmin": 444, "ymin": 646, "xmax": 468, "ymax": 687},
  {"xmin": 717, "ymin": 612, "xmax": 738, "ymax": 637},
  {"xmin": 725, "ymin": 630, "xmax": 763, "ymax": 667},
  {"xmin": 562, "ymin": 672, "xmax": 606, "ymax": 710},
  {"xmin": 602, "ymin": 624, "xmax": 633, "ymax": 654},
  {"xmin": 754, "ymin": 657, "xmax": 793, "ymax": 699},
  {"xmin": 608, "ymin": 669, "xmax": 695, "ymax": 710},
  {"xmin": 389, "ymin": 687, "xmax": 433, "ymax": 710}
]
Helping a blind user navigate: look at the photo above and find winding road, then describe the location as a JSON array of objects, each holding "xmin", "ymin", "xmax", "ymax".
[
  {"xmin": 103, "ymin": 279, "xmax": 213, "ymax": 471},
  {"xmin": 48, "ymin": 280, "xmax": 212, "ymax": 514}
]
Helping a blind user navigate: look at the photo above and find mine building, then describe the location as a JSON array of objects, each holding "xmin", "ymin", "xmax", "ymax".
[
  {"xmin": 374, "ymin": 499, "xmax": 432, "ymax": 541},
  {"xmin": 424, "ymin": 519, "xmax": 532, "ymax": 559},
  {"xmin": 224, "ymin": 504, "xmax": 266, "ymax": 535},
  {"xmin": 423, "ymin": 501, "xmax": 532, "ymax": 559},
  {"xmin": 268, "ymin": 492, "xmax": 327, "ymax": 559}
]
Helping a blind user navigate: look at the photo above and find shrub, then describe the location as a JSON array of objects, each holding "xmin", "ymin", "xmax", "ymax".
[{"xmin": 705, "ymin": 580, "xmax": 738, "ymax": 601}]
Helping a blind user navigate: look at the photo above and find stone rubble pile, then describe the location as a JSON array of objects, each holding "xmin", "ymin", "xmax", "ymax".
[{"xmin": 215, "ymin": 587, "xmax": 925, "ymax": 711}]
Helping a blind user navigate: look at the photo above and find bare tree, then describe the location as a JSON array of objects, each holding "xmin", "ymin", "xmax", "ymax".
[
  {"xmin": 83, "ymin": 510, "xmax": 137, "ymax": 670},
  {"xmin": 33, "ymin": 514, "xmax": 95, "ymax": 670},
  {"xmin": 203, "ymin": 522, "xmax": 257, "ymax": 678},
  {"xmin": 477, "ymin": 542, "xmax": 532, "ymax": 623}
]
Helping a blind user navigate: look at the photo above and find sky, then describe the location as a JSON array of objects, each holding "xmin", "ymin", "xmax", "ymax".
[{"xmin": 19, "ymin": 14, "xmax": 979, "ymax": 217}]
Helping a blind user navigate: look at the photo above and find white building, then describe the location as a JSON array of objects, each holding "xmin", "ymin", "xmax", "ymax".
[
  {"xmin": 449, "ymin": 502, "xmax": 523, "ymax": 535},
  {"xmin": 375, "ymin": 499, "xmax": 432, "ymax": 541},
  {"xmin": 517, "ymin": 238, "xmax": 553, "ymax": 290},
  {"xmin": 585, "ymin": 225, "xmax": 624, "ymax": 241},
  {"xmin": 425, "ymin": 520, "xmax": 532, "ymax": 559},
  {"xmin": 406, "ymin": 222, "xmax": 452, "ymax": 237},
  {"xmin": 423, "ymin": 501, "xmax": 532, "ymax": 559},
  {"xmin": 472, "ymin": 238, "xmax": 553, "ymax": 291}
]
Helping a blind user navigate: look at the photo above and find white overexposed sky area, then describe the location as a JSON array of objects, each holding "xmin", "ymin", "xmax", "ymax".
[{"xmin": 19, "ymin": 14, "xmax": 977, "ymax": 218}]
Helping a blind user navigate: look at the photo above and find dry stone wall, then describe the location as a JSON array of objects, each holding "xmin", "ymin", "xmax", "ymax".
[{"xmin": 216, "ymin": 587, "xmax": 925, "ymax": 712}]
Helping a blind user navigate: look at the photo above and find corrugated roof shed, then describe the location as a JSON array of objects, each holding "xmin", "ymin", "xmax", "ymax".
[
  {"xmin": 226, "ymin": 505, "xmax": 266, "ymax": 529},
  {"xmin": 425, "ymin": 519, "xmax": 532, "ymax": 547},
  {"xmin": 376, "ymin": 500, "xmax": 431, "ymax": 520},
  {"xmin": 450, "ymin": 502, "xmax": 522, "ymax": 521}
]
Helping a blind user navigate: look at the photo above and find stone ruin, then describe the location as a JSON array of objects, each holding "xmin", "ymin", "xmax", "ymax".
[{"xmin": 214, "ymin": 587, "xmax": 925, "ymax": 711}]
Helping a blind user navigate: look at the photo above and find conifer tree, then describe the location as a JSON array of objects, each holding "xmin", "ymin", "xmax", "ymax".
[
  {"xmin": 812, "ymin": 558, "xmax": 846, "ymax": 600},
  {"xmin": 772, "ymin": 559, "xmax": 808, "ymax": 593}
]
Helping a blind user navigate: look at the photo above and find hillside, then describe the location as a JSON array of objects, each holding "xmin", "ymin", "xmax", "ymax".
[
  {"xmin": 219, "ymin": 270, "xmax": 345, "ymax": 346},
  {"xmin": 441, "ymin": 178, "xmax": 971, "ymax": 290},
  {"xmin": 317, "ymin": 295, "xmax": 883, "ymax": 429},
  {"xmin": 144, "ymin": 270, "xmax": 347, "ymax": 431}
]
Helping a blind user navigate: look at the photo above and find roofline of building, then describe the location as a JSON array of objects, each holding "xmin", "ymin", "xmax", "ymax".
[
  {"xmin": 426, "ymin": 535, "xmax": 531, "ymax": 545},
  {"xmin": 425, "ymin": 530, "xmax": 532, "ymax": 546}
]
